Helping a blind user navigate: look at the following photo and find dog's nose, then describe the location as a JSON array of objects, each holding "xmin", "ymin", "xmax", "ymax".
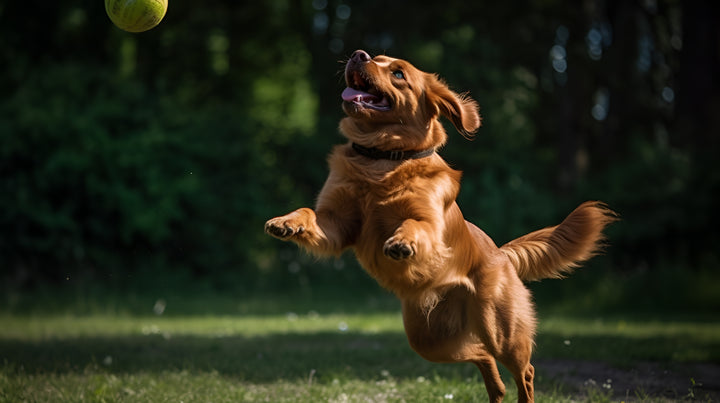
[{"xmin": 350, "ymin": 50, "xmax": 371, "ymax": 63}]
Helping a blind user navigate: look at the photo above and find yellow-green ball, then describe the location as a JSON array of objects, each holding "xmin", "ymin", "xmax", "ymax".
[{"xmin": 105, "ymin": 0, "xmax": 168, "ymax": 33}]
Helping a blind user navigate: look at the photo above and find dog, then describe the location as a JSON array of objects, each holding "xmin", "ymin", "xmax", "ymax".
[{"xmin": 265, "ymin": 49, "xmax": 617, "ymax": 403}]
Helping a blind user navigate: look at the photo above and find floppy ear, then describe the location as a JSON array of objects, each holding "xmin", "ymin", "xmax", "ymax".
[{"xmin": 426, "ymin": 75, "xmax": 482, "ymax": 138}]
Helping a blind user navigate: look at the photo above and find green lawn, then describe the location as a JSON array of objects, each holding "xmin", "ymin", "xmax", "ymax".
[{"xmin": 2, "ymin": 298, "xmax": 719, "ymax": 402}]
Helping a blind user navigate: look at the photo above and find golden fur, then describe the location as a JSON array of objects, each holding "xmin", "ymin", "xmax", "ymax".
[{"xmin": 265, "ymin": 50, "xmax": 617, "ymax": 403}]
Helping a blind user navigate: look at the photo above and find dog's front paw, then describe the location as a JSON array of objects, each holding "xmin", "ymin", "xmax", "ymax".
[
  {"xmin": 265, "ymin": 217, "xmax": 305, "ymax": 240},
  {"xmin": 383, "ymin": 237, "xmax": 415, "ymax": 260}
]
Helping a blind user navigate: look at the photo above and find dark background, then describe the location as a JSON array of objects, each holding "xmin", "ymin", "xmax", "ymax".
[{"xmin": 1, "ymin": 0, "xmax": 718, "ymax": 311}]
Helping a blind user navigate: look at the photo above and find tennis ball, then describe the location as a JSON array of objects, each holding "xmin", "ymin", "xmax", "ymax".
[{"xmin": 105, "ymin": 0, "xmax": 168, "ymax": 33}]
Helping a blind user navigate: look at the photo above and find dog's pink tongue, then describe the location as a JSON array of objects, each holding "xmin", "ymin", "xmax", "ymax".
[{"xmin": 342, "ymin": 87, "xmax": 376, "ymax": 102}]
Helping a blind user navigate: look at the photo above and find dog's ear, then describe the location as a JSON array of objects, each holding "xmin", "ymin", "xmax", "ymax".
[{"xmin": 425, "ymin": 75, "xmax": 481, "ymax": 138}]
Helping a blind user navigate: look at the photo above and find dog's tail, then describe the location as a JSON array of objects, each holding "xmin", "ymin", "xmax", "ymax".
[{"xmin": 499, "ymin": 201, "xmax": 618, "ymax": 281}]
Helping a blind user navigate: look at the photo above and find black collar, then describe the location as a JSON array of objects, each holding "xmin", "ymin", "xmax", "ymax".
[{"xmin": 351, "ymin": 143, "xmax": 435, "ymax": 161}]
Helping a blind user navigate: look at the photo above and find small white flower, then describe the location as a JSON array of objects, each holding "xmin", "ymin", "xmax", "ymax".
[
  {"xmin": 153, "ymin": 299, "xmax": 166, "ymax": 315},
  {"xmin": 338, "ymin": 321, "xmax": 349, "ymax": 332},
  {"xmin": 563, "ymin": 339, "xmax": 571, "ymax": 346},
  {"xmin": 381, "ymin": 369, "xmax": 390, "ymax": 377},
  {"xmin": 416, "ymin": 376, "xmax": 426, "ymax": 383},
  {"xmin": 444, "ymin": 393, "xmax": 454, "ymax": 399}
]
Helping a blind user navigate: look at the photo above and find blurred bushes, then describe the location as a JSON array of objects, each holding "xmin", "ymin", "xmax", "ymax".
[
  {"xmin": 0, "ymin": 57, "xmax": 325, "ymax": 290},
  {"xmin": 1, "ymin": 0, "xmax": 718, "ymax": 293},
  {"xmin": 1, "ymin": 64, "xmax": 224, "ymax": 282}
]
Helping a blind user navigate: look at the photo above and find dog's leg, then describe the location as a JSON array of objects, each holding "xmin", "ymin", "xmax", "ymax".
[
  {"xmin": 383, "ymin": 219, "xmax": 439, "ymax": 260},
  {"xmin": 500, "ymin": 338, "xmax": 535, "ymax": 403},
  {"xmin": 512, "ymin": 363, "xmax": 534, "ymax": 403},
  {"xmin": 474, "ymin": 356, "xmax": 506, "ymax": 403},
  {"xmin": 265, "ymin": 207, "xmax": 350, "ymax": 255}
]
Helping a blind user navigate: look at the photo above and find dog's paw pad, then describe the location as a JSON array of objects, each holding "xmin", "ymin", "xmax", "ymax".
[
  {"xmin": 265, "ymin": 220, "xmax": 304, "ymax": 239},
  {"xmin": 383, "ymin": 240, "xmax": 414, "ymax": 260}
]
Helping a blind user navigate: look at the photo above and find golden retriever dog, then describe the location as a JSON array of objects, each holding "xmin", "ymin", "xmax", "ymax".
[{"xmin": 265, "ymin": 50, "xmax": 616, "ymax": 402}]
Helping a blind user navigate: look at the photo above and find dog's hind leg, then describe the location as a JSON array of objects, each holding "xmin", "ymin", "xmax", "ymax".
[
  {"xmin": 474, "ymin": 355, "xmax": 506, "ymax": 403},
  {"xmin": 512, "ymin": 362, "xmax": 535, "ymax": 403},
  {"xmin": 500, "ymin": 337, "xmax": 535, "ymax": 403}
]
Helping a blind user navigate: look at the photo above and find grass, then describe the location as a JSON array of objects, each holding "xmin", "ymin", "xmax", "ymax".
[
  {"xmin": 2, "ymin": 265, "xmax": 720, "ymax": 402},
  {"xmin": 2, "ymin": 302, "xmax": 719, "ymax": 402}
]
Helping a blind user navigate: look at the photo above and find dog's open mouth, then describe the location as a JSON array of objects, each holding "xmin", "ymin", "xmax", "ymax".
[{"xmin": 342, "ymin": 71, "xmax": 391, "ymax": 111}]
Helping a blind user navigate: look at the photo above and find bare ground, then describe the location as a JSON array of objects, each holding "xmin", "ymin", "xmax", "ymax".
[{"xmin": 536, "ymin": 359, "xmax": 720, "ymax": 402}]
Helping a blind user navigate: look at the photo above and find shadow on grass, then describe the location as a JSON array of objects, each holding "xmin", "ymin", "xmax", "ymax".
[
  {"xmin": 2, "ymin": 328, "xmax": 719, "ymax": 396},
  {"xmin": 534, "ymin": 331, "xmax": 720, "ymax": 364},
  {"xmin": 0, "ymin": 332, "xmax": 440, "ymax": 382}
]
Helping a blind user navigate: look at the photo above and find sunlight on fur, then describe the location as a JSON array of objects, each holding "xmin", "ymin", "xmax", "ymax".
[{"xmin": 266, "ymin": 50, "xmax": 616, "ymax": 403}]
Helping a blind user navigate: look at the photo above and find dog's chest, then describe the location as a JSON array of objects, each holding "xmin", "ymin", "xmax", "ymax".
[{"xmin": 350, "ymin": 167, "xmax": 435, "ymax": 257}]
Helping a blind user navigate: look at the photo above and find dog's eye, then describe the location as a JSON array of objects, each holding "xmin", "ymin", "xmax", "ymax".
[{"xmin": 392, "ymin": 70, "xmax": 405, "ymax": 79}]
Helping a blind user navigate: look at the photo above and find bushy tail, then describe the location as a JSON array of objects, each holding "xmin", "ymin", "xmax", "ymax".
[{"xmin": 500, "ymin": 201, "xmax": 618, "ymax": 281}]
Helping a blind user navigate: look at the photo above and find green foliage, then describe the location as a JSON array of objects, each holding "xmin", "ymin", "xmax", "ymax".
[
  {"xmin": 0, "ymin": 60, "xmax": 320, "ymax": 286},
  {"xmin": 1, "ymin": 1, "xmax": 718, "ymax": 292},
  {"xmin": 0, "ymin": 64, "xmax": 182, "ymax": 270}
]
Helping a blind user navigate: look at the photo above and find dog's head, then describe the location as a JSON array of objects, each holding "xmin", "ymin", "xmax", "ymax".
[{"xmin": 340, "ymin": 50, "xmax": 481, "ymax": 151}]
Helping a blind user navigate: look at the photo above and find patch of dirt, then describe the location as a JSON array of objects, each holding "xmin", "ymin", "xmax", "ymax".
[{"xmin": 535, "ymin": 359, "xmax": 720, "ymax": 401}]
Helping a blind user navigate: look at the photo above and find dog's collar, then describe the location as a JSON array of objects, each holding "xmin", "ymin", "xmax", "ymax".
[{"xmin": 351, "ymin": 143, "xmax": 435, "ymax": 161}]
